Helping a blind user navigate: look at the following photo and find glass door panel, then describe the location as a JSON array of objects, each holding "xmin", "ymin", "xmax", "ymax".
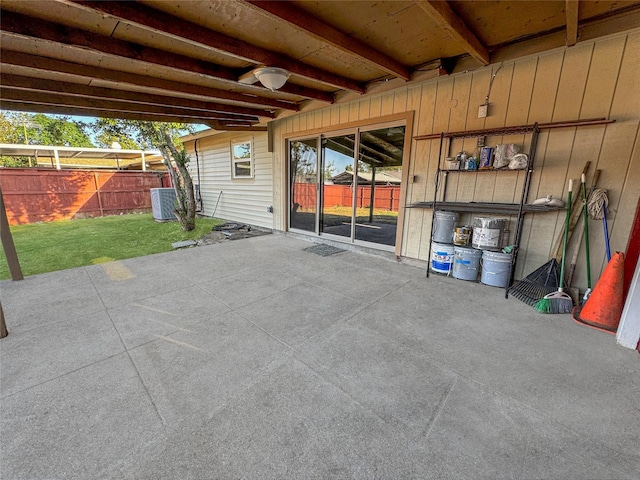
[
  {"xmin": 321, "ymin": 134, "xmax": 356, "ymax": 238},
  {"xmin": 354, "ymin": 126, "xmax": 405, "ymax": 246},
  {"xmin": 289, "ymin": 139, "xmax": 318, "ymax": 232},
  {"xmin": 288, "ymin": 125, "xmax": 405, "ymax": 249}
]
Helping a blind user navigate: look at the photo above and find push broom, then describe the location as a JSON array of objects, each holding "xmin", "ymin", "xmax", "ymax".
[{"xmin": 534, "ymin": 179, "xmax": 575, "ymax": 314}]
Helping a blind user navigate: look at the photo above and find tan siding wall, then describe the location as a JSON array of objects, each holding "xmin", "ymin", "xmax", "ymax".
[
  {"xmin": 184, "ymin": 132, "xmax": 273, "ymax": 229},
  {"xmin": 270, "ymin": 30, "xmax": 640, "ymax": 290}
]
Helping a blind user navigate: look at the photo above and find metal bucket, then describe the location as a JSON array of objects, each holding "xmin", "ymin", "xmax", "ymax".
[
  {"xmin": 480, "ymin": 250, "xmax": 512, "ymax": 287},
  {"xmin": 433, "ymin": 211, "xmax": 458, "ymax": 244},
  {"xmin": 453, "ymin": 247, "xmax": 481, "ymax": 281},
  {"xmin": 472, "ymin": 217, "xmax": 506, "ymax": 251}
]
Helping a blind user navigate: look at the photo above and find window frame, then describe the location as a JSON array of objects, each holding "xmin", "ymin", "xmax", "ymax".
[{"xmin": 231, "ymin": 139, "xmax": 254, "ymax": 179}]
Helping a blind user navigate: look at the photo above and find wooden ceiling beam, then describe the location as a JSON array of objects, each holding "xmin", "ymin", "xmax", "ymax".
[
  {"xmin": 1, "ymin": 74, "xmax": 266, "ymax": 121},
  {"xmin": 566, "ymin": 0, "xmax": 580, "ymax": 46},
  {"xmin": 1, "ymin": 50, "xmax": 299, "ymax": 112},
  {"xmin": 0, "ymin": 100, "xmax": 230, "ymax": 126},
  {"xmin": 274, "ymin": 83, "xmax": 334, "ymax": 103},
  {"xmin": 244, "ymin": 0, "xmax": 411, "ymax": 81},
  {"xmin": 67, "ymin": 0, "xmax": 365, "ymax": 93},
  {"xmin": 415, "ymin": 1, "xmax": 490, "ymax": 66},
  {"xmin": 0, "ymin": 88, "xmax": 256, "ymax": 124},
  {"xmin": 0, "ymin": 10, "xmax": 332, "ymax": 104},
  {"xmin": 206, "ymin": 122, "xmax": 268, "ymax": 132},
  {"xmin": 0, "ymin": 10, "xmax": 237, "ymax": 81}
]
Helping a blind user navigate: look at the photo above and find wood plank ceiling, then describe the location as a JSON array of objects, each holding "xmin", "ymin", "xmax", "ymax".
[{"xmin": 1, "ymin": 0, "xmax": 639, "ymax": 130}]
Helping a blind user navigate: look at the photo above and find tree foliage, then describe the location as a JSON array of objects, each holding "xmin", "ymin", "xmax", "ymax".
[
  {"xmin": 89, "ymin": 118, "xmax": 142, "ymax": 149},
  {"xmin": 1, "ymin": 111, "xmax": 94, "ymax": 166},
  {"xmin": 0, "ymin": 111, "xmax": 94, "ymax": 147},
  {"xmin": 33, "ymin": 114, "xmax": 94, "ymax": 147}
]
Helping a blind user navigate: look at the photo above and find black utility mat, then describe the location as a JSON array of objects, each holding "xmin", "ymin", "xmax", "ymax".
[{"xmin": 303, "ymin": 244, "xmax": 346, "ymax": 256}]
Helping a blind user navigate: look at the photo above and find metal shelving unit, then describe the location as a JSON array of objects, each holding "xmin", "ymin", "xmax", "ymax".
[
  {"xmin": 410, "ymin": 117, "xmax": 615, "ymax": 298},
  {"xmin": 420, "ymin": 124, "xmax": 540, "ymax": 298}
]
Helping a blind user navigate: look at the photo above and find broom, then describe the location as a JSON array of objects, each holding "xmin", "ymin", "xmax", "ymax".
[
  {"xmin": 580, "ymin": 173, "xmax": 593, "ymax": 304},
  {"xmin": 534, "ymin": 179, "xmax": 575, "ymax": 314}
]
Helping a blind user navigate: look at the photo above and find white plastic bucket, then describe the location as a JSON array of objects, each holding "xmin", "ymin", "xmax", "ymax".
[
  {"xmin": 453, "ymin": 247, "xmax": 482, "ymax": 281},
  {"xmin": 481, "ymin": 250, "xmax": 512, "ymax": 287},
  {"xmin": 430, "ymin": 242, "xmax": 455, "ymax": 274},
  {"xmin": 433, "ymin": 211, "xmax": 458, "ymax": 244},
  {"xmin": 472, "ymin": 217, "xmax": 506, "ymax": 250}
]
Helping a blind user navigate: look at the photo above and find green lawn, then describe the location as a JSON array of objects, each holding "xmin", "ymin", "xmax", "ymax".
[{"xmin": 1, "ymin": 213, "xmax": 222, "ymax": 280}]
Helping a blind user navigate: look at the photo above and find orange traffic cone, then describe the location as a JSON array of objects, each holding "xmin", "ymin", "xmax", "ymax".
[{"xmin": 572, "ymin": 251, "xmax": 625, "ymax": 333}]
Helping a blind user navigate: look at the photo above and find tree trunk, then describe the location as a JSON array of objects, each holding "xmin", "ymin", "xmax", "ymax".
[
  {"xmin": 157, "ymin": 132, "xmax": 196, "ymax": 231},
  {"xmin": 175, "ymin": 160, "xmax": 196, "ymax": 231}
]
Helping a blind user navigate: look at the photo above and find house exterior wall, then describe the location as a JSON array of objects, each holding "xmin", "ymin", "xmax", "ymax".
[
  {"xmin": 183, "ymin": 131, "xmax": 273, "ymax": 229},
  {"xmin": 270, "ymin": 30, "xmax": 640, "ymax": 290}
]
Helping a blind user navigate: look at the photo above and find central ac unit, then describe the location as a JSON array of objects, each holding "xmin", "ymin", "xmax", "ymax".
[{"xmin": 150, "ymin": 187, "xmax": 176, "ymax": 220}]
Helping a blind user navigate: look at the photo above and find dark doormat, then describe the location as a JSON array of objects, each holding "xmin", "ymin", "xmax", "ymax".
[{"xmin": 303, "ymin": 244, "xmax": 346, "ymax": 256}]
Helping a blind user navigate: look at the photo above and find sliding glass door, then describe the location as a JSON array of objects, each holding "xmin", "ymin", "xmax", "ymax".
[
  {"xmin": 289, "ymin": 138, "xmax": 319, "ymax": 233},
  {"xmin": 288, "ymin": 124, "xmax": 405, "ymax": 249},
  {"xmin": 354, "ymin": 126, "xmax": 404, "ymax": 246},
  {"xmin": 321, "ymin": 133, "xmax": 356, "ymax": 239}
]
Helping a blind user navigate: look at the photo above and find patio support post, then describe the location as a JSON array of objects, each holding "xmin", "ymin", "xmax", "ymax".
[
  {"xmin": 142, "ymin": 152, "xmax": 147, "ymax": 171},
  {"xmin": 0, "ymin": 302, "xmax": 7, "ymax": 339},
  {"xmin": 0, "ymin": 185, "xmax": 23, "ymax": 281}
]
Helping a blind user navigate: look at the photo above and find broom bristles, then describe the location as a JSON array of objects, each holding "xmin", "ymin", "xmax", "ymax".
[{"xmin": 534, "ymin": 290, "xmax": 574, "ymax": 314}]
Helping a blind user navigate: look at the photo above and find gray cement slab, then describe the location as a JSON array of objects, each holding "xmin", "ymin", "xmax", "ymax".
[
  {"xmin": 1, "ymin": 234, "xmax": 639, "ymax": 479},
  {"xmin": 0, "ymin": 267, "xmax": 104, "ymax": 333},
  {"xmin": 106, "ymin": 285, "xmax": 232, "ymax": 349},
  {"xmin": 196, "ymin": 260, "xmax": 304, "ymax": 309},
  {"xmin": 1, "ymin": 354, "xmax": 165, "ymax": 480},
  {"xmin": 235, "ymin": 282, "xmax": 365, "ymax": 348},
  {"xmin": 294, "ymin": 323, "xmax": 458, "ymax": 435},
  {"xmin": 419, "ymin": 377, "xmax": 636, "ymax": 480},
  {"xmin": 310, "ymin": 263, "xmax": 412, "ymax": 302},
  {"xmin": 85, "ymin": 259, "xmax": 196, "ymax": 308},
  {"xmin": 126, "ymin": 358, "xmax": 456, "ymax": 480},
  {"xmin": 347, "ymin": 277, "xmax": 640, "ymax": 465},
  {"xmin": 0, "ymin": 309, "xmax": 124, "ymax": 397},
  {"xmin": 126, "ymin": 310, "xmax": 291, "ymax": 426}
]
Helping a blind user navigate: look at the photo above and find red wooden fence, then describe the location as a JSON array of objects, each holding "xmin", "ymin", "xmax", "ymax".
[
  {"xmin": 0, "ymin": 168, "xmax": 167, "ymax": 225},
  {"xmin": 292, "ymin": 183, "xmax": 400, "ymax": 211}
]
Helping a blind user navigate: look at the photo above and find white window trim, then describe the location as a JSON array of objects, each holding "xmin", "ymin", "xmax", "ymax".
[{"xmin": 231, "ymin": 139, "xmax": 254, "ymax": 179}]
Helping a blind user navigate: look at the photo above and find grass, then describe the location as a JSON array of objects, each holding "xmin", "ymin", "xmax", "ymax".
[{"xmin": 0, "ymin": 213, "xmax": 222, "ymax": 280}]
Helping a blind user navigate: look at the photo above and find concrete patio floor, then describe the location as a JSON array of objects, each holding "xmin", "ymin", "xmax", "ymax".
[{"xmin": 1, "ymin": 234, "xmax": 639, "ymax": 479}]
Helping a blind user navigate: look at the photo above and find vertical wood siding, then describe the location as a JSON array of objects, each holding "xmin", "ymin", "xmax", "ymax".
[
  {"xmin": 270, "ymin": 31, "xmax": 638, "ymax": 289},
  {"xmin": 184, "ymin": 132, "xmax": 273, "ymax": 229}
]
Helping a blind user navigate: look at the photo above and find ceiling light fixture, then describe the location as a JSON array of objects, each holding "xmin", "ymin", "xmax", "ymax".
[{"xmin": 253, "ymin": 66, "xmax": 290, "ymax": 91}]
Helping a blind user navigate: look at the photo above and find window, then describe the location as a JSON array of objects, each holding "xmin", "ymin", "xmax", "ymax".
[{"xmin": 231, "ymin": 140, "xmax": 253, "ymax": 178}]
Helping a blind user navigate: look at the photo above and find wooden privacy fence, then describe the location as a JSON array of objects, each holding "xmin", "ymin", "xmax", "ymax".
[
  {"xmin": 292, "ymin": 183, "xmax": 400, "ymax": 211},
  {"xmin": 0, "ymin": 168, "xmax": 167, "ymax": 225}
]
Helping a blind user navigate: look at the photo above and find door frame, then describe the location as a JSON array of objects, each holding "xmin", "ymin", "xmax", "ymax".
[{"xmin": 285, "ymin": 112, "xmax": 414, "ymax": 255}]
